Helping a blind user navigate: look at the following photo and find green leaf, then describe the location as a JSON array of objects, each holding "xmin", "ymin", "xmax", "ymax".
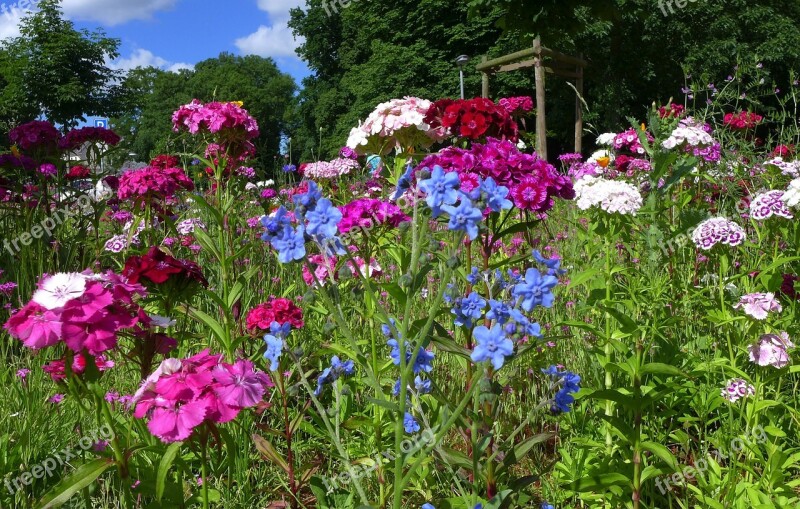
[
  {"xmin": 571, "ymin": 472, "xmax": 631, "ymax": 491},
  {"xmin": 156, "ymin": 442, "xmax": 183, "ymax": 501},
  {"xmin": 566, "ymin": 268, "xmax": 602, "ymax": 290},
  {"xmin": 36, "ymin": 458, "xmax": 114, "ymax": 508},
  {"xmin": 640, "ymin": 363, "xmax": 686, "ymax": 378},
  {"xmin": 641, "ymin": 441, "xmax": 679, "ymax": 470},
  {"xmin": 252, "ymin": 434, "xmax": 290, "ymax": 474},
  {"xmin": 598, "ymin": 305, "xmax": 638, "ymax": 334}
]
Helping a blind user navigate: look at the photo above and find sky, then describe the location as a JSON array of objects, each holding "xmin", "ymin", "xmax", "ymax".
[{"xmin": 0, "ymin": 0, "xmax": 312, "ymax": 84}]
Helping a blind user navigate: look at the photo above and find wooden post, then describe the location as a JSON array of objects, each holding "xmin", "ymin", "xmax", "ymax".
[
  {"xmin": 575, "ymin": 53, "xmax": 584, "ymax": 154},
  {"xmin": 481, "ymin": 56, "xmax": 489, "ymax": 98},
  {"xmin": 533, "ymin": 37, "xmax": 547, "ymax": 161}
]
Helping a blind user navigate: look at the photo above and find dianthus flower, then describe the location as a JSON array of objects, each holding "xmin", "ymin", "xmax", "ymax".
[
  {"xmin": 691, "ymin": 217, "xmax": 747, "ymax": 249},
  {"xmin": 302, "ymin": 158, "xmax": 360, "ymax": 179},
  {"xmin": 172, "ymin": 100, "xmax": 260, "ymax": 141},
  {"xmin": 734, "ymin": 292, "xmax": 782, "ymax": 320},
  {"xmin": 721, "ymin": 378, "xmax": 755, "ymax": 402},
  {"xmin": 9, "ymin": 121, "xmax": 61, "ymax": 153},
  {"xmin": 346, "ymin": 97, "xmax": 438, "ymax": 155},
  {"xmin": 573, "ymin": 176, "xmax": 642, "ymax": 215},
  {"xmin": 424, "ymin": 97, "xmax": 519, "ymax": 141},
  {"xmin": 133, "ymin": 351, "xmax": 272, "ymax": 443},
  {"xmin": 59, "ymin": 127, "xmax": 121, "ymax": 151},
  {"xmin": 723, "ymin": 111, "xmax": 763, "ymax": 130},
  {"xmin": 337, "ymin": 198, "xmax": 409, "ymax": 234},
  {"xmin": 749, "ymin": 190, "xmax": 793, "ymax": 220},
  {"xmin": 122, "ymin": 246, "xmax": 208, "ymax": 288},
  {"xmin": 246, "ymin": 297, "xmax": 304, "ymax": 332},
  {"xmin": 117, "ymin": 166, "xmax": 194, "ymax": 203},
  {"xmin": 748, "ymin": 332, "xmax": 793, "ymax": 368}
]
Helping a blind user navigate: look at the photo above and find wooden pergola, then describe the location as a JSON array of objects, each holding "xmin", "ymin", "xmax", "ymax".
[{"xmin": 476, "ymin": 37, "xmax": 588, "ymax": 161}]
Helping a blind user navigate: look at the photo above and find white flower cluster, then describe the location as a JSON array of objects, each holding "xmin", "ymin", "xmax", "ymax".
[
  {"xmin": 781, "ymin": 178, "xmax": 800, "ymax": 208},
  {"xmin": 346, "ymin": 97, "xmax": 436, "ymax": 154},
  {"xmin": 596, "ymin": 132, "xmax": 617, "ymax": 146},
  {"xmin": 662, "ymin": 124, "xmax": 714, "ymax": 149},
  {"xmin": 573, "ymin": 176, "xmax": 643, "ymax": 215},
  {"xmin": 764, "ymin": 157, "xmax": 800, "ymax": 177}
]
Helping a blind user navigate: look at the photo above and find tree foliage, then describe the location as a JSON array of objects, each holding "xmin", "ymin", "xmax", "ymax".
[
  {"xmin": 113, "ymin": 53, "xmax": 296, "ymax": 166},
  {"xmin": 0, "ymin": 0, "xmax": 123, "ymax": 129}
]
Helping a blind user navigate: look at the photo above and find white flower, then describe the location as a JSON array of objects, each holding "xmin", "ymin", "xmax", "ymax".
[
  {"xmin": 245, "ymin": 182, "xmax": 258, "ymax": 191},
  {"xmin": 781, "ymin": 178, "xmax": 800, "ymax": 208},
  {"xmin": 148, "ymin": 314, "xmax": 177, "ymax": 328},
  {"xmin": 516, "ymin": 139, "xmax": 527, "ymax": 150},
  {"xmin": 596, "ymin": 133, "xmax": 617, "ymax": 146},
  {"xmin": 32, "ymin": 272, "xmax": 88, "ymax": 309},
  {"xmin": 88, "ymin": 180, "xmax": 113, "ymax": 201},
  {"xmin": 573, "ymin": 176, "xmax": 642, "ymax": 215},
  {"xmin": 588, "ymin": 149, "xmax": 614, "ymax": 164},
  {"xmin": 104, "ymin": 235, "xmax": 129, "ymax": 253}
]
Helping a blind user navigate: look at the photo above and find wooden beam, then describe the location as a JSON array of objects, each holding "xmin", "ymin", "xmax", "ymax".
[
  {"xmin": 481, "ymin": 56, "xmax": 489, "ymax": 98},
  {"xmin": 539, "ymin": 46, "xmax": 589, "ymax": 68},
  {"xmin": 496, "ymin": 59, "xmax": 537, "ymax": 73},
  {"xmin": 475, "ymin": 47, "xmax": 537, "ymax": 71},
  {"xmin": 575, "ymin": 57, "xmax": 584, "ymax": 153},
  {"xmin": 533, "ymin": 37, "xmax": 548, "ymax": 161}
]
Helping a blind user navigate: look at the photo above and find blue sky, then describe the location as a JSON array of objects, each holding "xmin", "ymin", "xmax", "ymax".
[{"xmin": 0, "ymin": 0, "xmax": 312, "ymax": 84}]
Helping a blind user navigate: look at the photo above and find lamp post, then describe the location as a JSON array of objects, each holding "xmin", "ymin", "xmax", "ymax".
[{"xmin": 456, "ymin": 55, "xmax": 469, "ymax": 99}]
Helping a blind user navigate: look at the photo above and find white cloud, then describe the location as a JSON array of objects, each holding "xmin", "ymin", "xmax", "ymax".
[
  {"xmin": 61, "ymin": 0, "xmax": 178, "ymax": 26},
  {"xmin": 0, "ymin": 5, "xmax": 28, "ymax": 41},
  {"xmin": 256, "ymin": 0, "xmax": 305, "ymax": 22},
  {"xmin": 235, "ymin": 23, "xmax": 304, "ymax": 59},
  {"xmin": 111, "ymin": 49, "xmax": 194, "ymax": 73}
]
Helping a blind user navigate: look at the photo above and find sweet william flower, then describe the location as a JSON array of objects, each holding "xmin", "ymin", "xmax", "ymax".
[
  {"xmin": 32, "ymin": 273, "xmax": 87, "ymax": 310},
  {"xmin": 471, "ymin": 324, "xmax": 514, "ymax": 370},
  {"xmin": 214, "ymin": 359, "xmax": 273, "ymax": 407},
  {"xmin": 147, "ymin": 399, "xmax": 209, "ymax": 443},
  {"xmin": 734, "ymin": 293, "xmax": 781, "ymax": 320}
]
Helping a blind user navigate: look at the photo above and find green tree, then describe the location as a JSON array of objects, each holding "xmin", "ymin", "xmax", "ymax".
[{"xmin": 0, "ymin": 0, "xmax": 123, "ymax": 129}]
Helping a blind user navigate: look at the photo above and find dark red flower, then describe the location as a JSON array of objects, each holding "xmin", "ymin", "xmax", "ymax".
[
  {"xmin": 123, "ymin": 247, "xmax": 208, "ymax": 287},
  {"xmin": 66, "ymin": 165, "xmax": 91, "ymax": 180},
  {"xmin": 150, "ymin": 155, "xmax": 181, "ymax": 170}
]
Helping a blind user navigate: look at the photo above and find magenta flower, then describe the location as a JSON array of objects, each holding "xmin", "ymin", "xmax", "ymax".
[
  {"xmin": 49, "ymin": 393, "xmax": 65, "ymax": 404},
  {"xmin": 214, "ymin": 359, "xmax": 273, "ymax": 407},
  {"xmin": 146, "ymin": 399, "xmax": 209, "ymax": 443}
]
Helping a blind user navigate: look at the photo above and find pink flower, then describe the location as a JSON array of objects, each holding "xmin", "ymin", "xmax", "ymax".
[
  {"xmin": 49, "ymin": 393, "xmax": 65, "ymax": 404},
  {"xmin": 734, "ymin": 293, "xmax": 782, "ymax": 320},
  {"xmin": 147, "ymin": 399, "xmax": 209, "ymax": 443},
  {"xmin": 748, "ymin": 332, "xmax": 793, "ymax": 368},
  {"xmin": 214, "ymin": 359, "xmax": 273, "ymax": 407}
]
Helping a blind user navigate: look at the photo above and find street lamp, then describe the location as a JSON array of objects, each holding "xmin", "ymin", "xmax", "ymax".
[{"xmin": 455, "ymin": 55, "xmax": 470, "ymax": 99}]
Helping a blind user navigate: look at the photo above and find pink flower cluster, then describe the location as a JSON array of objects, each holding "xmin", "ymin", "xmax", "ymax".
[
  {"xmin": 4, "ymin": 271, "xmax": 147, "ymax": 355},
  {"xmin": 498, "ymin": 96, "xmax": 534, "ymax": 115},
  {"xmin": 43, "ymin": 353, "xmax": 115, "ymax": 382},
  {"xmin": 133, "ymin": 351, "xmax": 273, "ymax": 443},
  {"xmin": 59, "ymin": 127, "xmax": 121, "ymax": 151},
  {"xmin": 172, "ymin": 100, "xmax": 260, "ymax": 140},
  {"xmin": 748, "ymin": 332, "xmax": 793, "ymax": 368},
  {"xmin": 337, "ymin": 198, "xmax": 409, "ymax": 234},
  {"xmin": 302, "ymin": 253, "xmax": 381, "ymax": 287},
  {"xmin": 691, "ymin": 217, "xmax": 747, "ymax": 250},
  {"xmin": 9, "ymin": 121, "xmax": 61, "ymax": 152},
  {"xmin": 749, "ymin": 190, "xmax": 793, "ymax": 220},
  {"xmin": 613, "ymin": 129, "xmax": 649, "ymax": 155},
  {"xmin": 346, "ymin": 97, "xmax": 437, "ymax": 155},
  {"xmin": 118, "ymin": 166, "xmax": 194, "ymax": 203},
  {"xmin": 416, "ymin": 137, "xmax": 574, "ymax": 212},
  {"xmin": 734, "ymin": 292, "xmax": 782, "ymax": 320},
  {"xmin": 302, "ymin": 158, "xmax": 360, "ymax": 179}
]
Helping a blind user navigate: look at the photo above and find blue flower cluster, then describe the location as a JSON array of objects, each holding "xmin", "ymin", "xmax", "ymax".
[
  {"xmin": 542, "ymin": 365, "xmax": 581, "ymax": 413},
  {"xmin": 261, "ymin": 181, "xmax": 347, "ymax": 264},
  {"xmin": 452, "ymin": 252, "xmax": 563, "ymax": 371},
  {"xmin": 263, "ymin": 321, "xmax": 291, "ymax": 371},
  {"xmin": 315, "ymin": 355, "xmax": 355, "ymax": 396},
  {"xmin": 383, "ymin": 319, "xmax": 435, "ymax": 374},
  {"xmin": 415, "ymin": 166, "xmax": 512, "ymax": 241}
]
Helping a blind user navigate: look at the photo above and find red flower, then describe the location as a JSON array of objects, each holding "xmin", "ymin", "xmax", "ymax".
[
  {"xmin": 123, "ymin": 247, "xmax": 208, "ymax": 288},
  {"xmin": 460, "ymin": 112, "xmax": 488, "ymax": 138},
  {"xmin": 772, "ymin": 144, "xmax": 795, "ymax": 158},
  {"xmin": 724, "ymin": 111, "xmax": 763, "ymax": 130},
  {"xmin": 246, "ymin": 297, "xmax": 304, "ymax": 332},
  {"xmin": 66, "ymin": 165, "xmax": 91, "ymax": 180},
  {"xmin": 150, "ymin": 155, "xmax": 181, "ymax": 170}
]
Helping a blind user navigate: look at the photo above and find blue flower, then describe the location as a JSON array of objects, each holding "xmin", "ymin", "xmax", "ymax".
[
  {"xmin": 541, "ymin": 504, "xmax": 555, "ymax": 509},
  {"xmin": 261, "ymin": 206, "xmax": 292, "ymax": 242},
  {"xmin": 391, "ymin": 163, "xmax": 414, "ymax": 201},
  {"xmin": 508, "ymin": 310, "xmax": 543, "ymax": 339},
  {"xmin": 415, "ymin": 376, "xmax": 432, "ymax": 394},
  {"xmin": 452, "ymin": 292, "xmax": 486, "ymax": 328},
  {"xmin": 381, "ymin": 318, "xmax": 398, "ymax": 338},
  {"xmin": 314, "ymin": 355, "xmax": 355, "ymax": 396},
  {"xmin": 471, "ymin": 324, "xmax": 514, "ymax": 370},
  {"xmin": 282, "ymin": 164, "xmax": 297, "ymax": 173},
  {"xmin": 442, "ymin": 195, "xmax": 484, "ymax": 240},
  {"xmin": 466, "ymin": 267, "xmax": 482, "ymax": 285},
  {"xmin": 269, "ymin": 321, "xmax": 292, "ymax": 338},
  {"xmin": 421, "ymin": 504, "xmax": 435, "ymax": 509},
  {"xmin": 486, "ymin": 299, "xmax": 512, "ymax": 324},
  {"xmin": 512, "ymin": 268, "xmax": 558, "ymax": 312},
  {"xmin": 533, "ymin": 250, "xmax": 566, "ymax": 276},
  {"xmin": 292, "ymin": 180, "xmax": 322, "ymax": 211},
  {"xmin": 403, "ymin": 412, "xmax": 420, "ymax": 434},
  {"xmin": 418, "ymin": 165, "xmax": 460, "ymax": 217},
  {"xmin": 388, "ymin": 339, "xmax": 435, "ymax": 373},
  {"xmin": 263, "ymin": 334, "xmax": 284, "ymax": 371},
  {"xmin": 480, "ymin": 177, "xmax": 513, "ymax": 212},
  {"xmin": 543, "ymin": 365, "xmax": 581, "ymax": 413},
  {"xmin": 271, "ymin": 225, "xmax": 306, "ymax": 264},
  {"xmin": 306, "ymin": 198, "xmax": 342, "ymax": 239}
]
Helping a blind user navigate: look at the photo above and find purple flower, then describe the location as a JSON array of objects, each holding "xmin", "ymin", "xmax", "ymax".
[{"xmin": 721, "ymin": 378, "xmax": 755, "ymax": 402}]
